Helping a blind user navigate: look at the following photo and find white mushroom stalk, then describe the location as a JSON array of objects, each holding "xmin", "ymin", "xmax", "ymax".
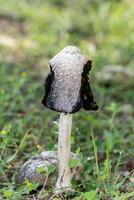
[{"xmin": 56, "ymin": 113, "xmax": 72, "ymax": 190}]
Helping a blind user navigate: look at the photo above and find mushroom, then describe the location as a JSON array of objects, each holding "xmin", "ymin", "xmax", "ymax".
[{"xmin": 42, "ymin": 46, "xmax": 98, "ymax": 191}]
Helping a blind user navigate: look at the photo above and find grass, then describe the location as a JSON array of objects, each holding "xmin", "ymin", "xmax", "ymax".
[{"xmin": 0, "ymin": 0, "xmax": 134, "ymax": 199}]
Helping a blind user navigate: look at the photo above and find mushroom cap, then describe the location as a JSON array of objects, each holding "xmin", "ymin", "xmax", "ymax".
[{"xmin": 42, "ymin": 46, "xmax": 98, "ymax": 113}]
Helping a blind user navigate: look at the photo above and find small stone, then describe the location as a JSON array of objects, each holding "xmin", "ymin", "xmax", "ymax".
[{"xmin": 15, "ymin": 151, "xmax": 82, "ymax": 187}]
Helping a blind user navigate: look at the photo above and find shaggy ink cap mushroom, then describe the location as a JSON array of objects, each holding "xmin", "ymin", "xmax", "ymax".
[{"xmin": 42, "ymin": 46, "xmax": 98, "ymax": 113}]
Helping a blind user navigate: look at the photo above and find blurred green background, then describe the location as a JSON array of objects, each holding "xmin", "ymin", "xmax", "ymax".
[{"xmin": 0, "ymin": 0, "xmax": 134, "ymax": 199}]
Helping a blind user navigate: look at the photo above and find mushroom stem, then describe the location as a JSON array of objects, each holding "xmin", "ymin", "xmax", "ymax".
[{"xmin": 55, "ymin": 113, "xmax": 72, "ymax": 190}]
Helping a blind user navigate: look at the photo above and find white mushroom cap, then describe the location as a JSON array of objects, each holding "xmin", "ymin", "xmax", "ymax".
[{"xmin": 42, "ymin": 46, "xmax": 98, "ymax": 113}]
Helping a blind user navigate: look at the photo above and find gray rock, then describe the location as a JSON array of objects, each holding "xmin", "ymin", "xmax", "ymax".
[{"xmin": 15, "ymin": 151, "xmax": 82, "ymax": 186}]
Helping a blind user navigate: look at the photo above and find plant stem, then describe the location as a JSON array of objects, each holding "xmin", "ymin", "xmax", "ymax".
[{"xmin": 55, "ymin": 113, "xmax": 72, "ymax": 190}]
